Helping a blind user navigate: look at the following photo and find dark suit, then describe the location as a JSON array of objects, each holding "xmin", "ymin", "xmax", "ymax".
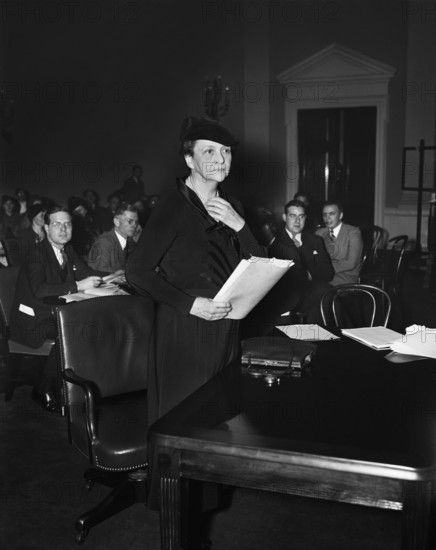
[
  {"xmin": 267, "ymin": 228, "xmax": 334, "ymax": 321},
  {"xmin": 87, "ymin": 228, "xmax": 132, "ymax": 272},
  {"xmin": 316, "ymin": 223, "xmax": 363, "ymax": 285},
  {"xmin": 10, "ymin": 239, "xmax": 103, "ymax": 348}
]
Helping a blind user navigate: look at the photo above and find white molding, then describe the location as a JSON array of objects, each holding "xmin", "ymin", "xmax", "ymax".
[{"xmin": 277, "ymin": 44, "xmax": 397, "ymax": 227}]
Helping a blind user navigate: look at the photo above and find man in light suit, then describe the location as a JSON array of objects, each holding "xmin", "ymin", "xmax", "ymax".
[
  {"xmin": 87, "ymin": 204, "xmax": 138, "ymax": 273},
  {"xmin": 316, "ymin": 201, "xmax": 363, "ymax": 285}
]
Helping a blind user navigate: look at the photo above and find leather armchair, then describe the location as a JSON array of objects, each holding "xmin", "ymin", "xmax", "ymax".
[{"xmin": 55, "ymin": 294, "xmax": 154, "ymax": 544}]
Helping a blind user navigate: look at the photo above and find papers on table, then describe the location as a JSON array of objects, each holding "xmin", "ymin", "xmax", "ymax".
[
  {"xmin": 276, "ymin": 324, "xmax": 339, "ymax": 341},
  {"xmin": 213, "ymin": 257, "xmax": 294, "ymax": 320},
  {"xmin": 341, "ymin": 327, "xmax": 403, "ymax": 350},
  {"xmin": 341, "ymin": 324, "xmax": 436, "ymax": 361},
  {"xmin": 389, "ymin": 325, "xmax": 436, "ymax": 360}
]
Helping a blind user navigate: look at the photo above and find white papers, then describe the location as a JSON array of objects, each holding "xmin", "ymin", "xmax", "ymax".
[
  {"xmin": 390, "ymin": 325, "xmax": 436, "ymax": 359},
  {"xmin": 60, "ymin": 285, "xmax": 128, "ymax": 302},
  {"xmin": 341, "ymin": 327, "xmax": 403, "ymax": 350},
  {"xmin": 276, "ymin": 324, "xmax": 339, "ymax": 341},
  {"xmin": 213, "ymin": 257, "xmax": 294, "ymax": 320},
  {"xmin": 83, "ymin": 284, "xmax": 122, "ymax": 296}
]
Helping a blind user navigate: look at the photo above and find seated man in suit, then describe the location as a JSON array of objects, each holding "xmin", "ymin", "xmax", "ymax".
[
  {"xmin": 316, "ymin": 201, "xmax": 363, "ymax": 285},
  {"xmin": 87, "ymin": 203, "xmax": 138, "ymax": 273},
  {"xmin": 268, "ymin": 199, "xmax": 334, "ymax": 323},
  {"xmin": 10, "ymin": 206, "xmax": 108, "ymax": 412}
]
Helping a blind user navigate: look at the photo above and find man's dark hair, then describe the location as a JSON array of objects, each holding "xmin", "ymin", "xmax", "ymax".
[
  {"xmin": 284, "ymin": 199, "xmax": 306, "ymax": 214},
  {"xmin": 44, "ymin": 205, "xmax": 70, "ymax": 225},
  {"xmin": 322, "ymin": 200, "xmax": 343, "ymax": 212},
  {"xmin": 114, "ymin": 203, "xmax": 138, "ymax": 217}
]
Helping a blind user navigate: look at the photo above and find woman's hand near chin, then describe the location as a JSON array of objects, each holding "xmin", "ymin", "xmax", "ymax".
[{"xmin": 204, "ymin": 197, "xmax": 245, "ymax": 232}]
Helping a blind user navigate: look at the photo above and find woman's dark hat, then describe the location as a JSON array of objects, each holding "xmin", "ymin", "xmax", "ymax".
[
  {"xmin": 180, "ymin": 116, "xmax": 238, "ymax": 147},
  {"xmin": 28, "ymin": 202, "xmax": 45, "ymax": 222}
]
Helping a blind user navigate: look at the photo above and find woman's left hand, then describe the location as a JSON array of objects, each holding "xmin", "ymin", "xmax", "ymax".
[{"xmin": 205, "ymin": 197, "xmax": 245, "ymax": 232}]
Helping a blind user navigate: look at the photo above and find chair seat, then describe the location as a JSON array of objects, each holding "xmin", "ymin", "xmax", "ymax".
[
  {"xmin": 91, "ymin": 390, "xmax": 148, "ymax": 471},
  {"xmin": 9, "ymin": 339, "xmax": 55, "ymax": 356}
]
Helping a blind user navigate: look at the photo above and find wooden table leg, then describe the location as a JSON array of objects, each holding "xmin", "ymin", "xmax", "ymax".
[{"xmin": 401, "ymin": 481, "xmax": 432, "ymax": 550}]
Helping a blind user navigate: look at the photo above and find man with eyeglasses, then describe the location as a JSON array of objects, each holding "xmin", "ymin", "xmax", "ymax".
[
  {"xmin": 10, "ymin": 206, "xmax": 107, "ymax": 412},
  {"xmin": 265, "ymin": 199, "xmax": 334, "ymax": 323},
  {"xmin": 88, "ymin": 203, "xmax": 139, "ymax": 273}
]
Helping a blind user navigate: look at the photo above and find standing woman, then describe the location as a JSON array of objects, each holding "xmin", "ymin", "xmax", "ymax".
[{"xmin": 126, "ymin": 116, "xmax": 265, "ymax": 423}]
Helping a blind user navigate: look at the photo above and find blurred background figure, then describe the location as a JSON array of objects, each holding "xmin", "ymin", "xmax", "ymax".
[{"xmin": 68, "ymin": 196, "xmax": 98, "ymax": 260}]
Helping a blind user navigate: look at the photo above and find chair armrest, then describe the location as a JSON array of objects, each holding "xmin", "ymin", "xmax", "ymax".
[{"xmin": 63, "ymin": 368, "xmax": 99, "ymax": 441}]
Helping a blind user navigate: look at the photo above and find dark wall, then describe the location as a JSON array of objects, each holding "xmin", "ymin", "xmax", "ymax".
[{"xmin": 1, "ymin": 0, "xmax": 244, "ymax": 204}]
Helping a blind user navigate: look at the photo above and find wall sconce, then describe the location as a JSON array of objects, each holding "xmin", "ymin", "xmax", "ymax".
[{"xmin": 203, "ymin": 75, "xmax": 229, "ymax": 122}]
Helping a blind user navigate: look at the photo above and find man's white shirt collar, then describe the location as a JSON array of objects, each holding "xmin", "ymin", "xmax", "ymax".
[
  {"xmin": 48, "ymin": 240, "xmax": 64, "ymax": 265},
  {"xmin": 115, "ymin": 230, "xmax": 127, "ymax": 249},
  {"xmin": 331, "ymin": 223, "xmax": 342, "ymax": 238},
  {"xmin": 285, "ymin": 228, "xmax": 302, "ymax": 245}
]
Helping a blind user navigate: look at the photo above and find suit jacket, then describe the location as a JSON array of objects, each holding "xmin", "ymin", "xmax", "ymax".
[
  {"xmin": 10, "ymin": 239, "xmax": 103, "ymax": 348},
  {"xmin": 270, "ymin": 228, "xmax": 334, "ymax": 283},
  {"xmin": 265, "ymin": 228, "xmax": 334, "ymax": 315},
  {"xmin": 316, "ymin": 223, "xmax": 363, "ymax": 285},
  {"xmin": 87, "ymin": 228, "xmax": 131, "ymax": 273}
]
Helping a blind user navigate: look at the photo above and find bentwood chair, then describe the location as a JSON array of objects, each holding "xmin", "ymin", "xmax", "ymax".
[
  {"xmin": 320, "ymin": 283, "xmax": 391, "ymax": 329},
  {"xmin": 0, "ymin": 266, "xmax": 54, "ymax": 400},
  {"xmin": 55, "ymin": 294, "xmax": 154, "ymax": 544},
  {"xmin": 359, "ymin": 225, "xmax": 387, "ymax": 278}
]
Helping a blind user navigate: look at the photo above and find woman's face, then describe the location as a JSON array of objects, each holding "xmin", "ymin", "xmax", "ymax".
[
  {"xmin": 185, "ymin": 139, "xmax": 232, "ymax": 183},
  {"xmin": 2, "ymin": 199, "xmax": 14, "ymax": 215},
  {"xmin": 33, "ymin": 211, "xmax": 45, "ymax": 227}
]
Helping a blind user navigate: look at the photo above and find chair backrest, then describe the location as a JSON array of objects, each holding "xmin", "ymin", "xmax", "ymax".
[
  {"xmin": 0, "ymin": 266, "xmax": 20, "ymax": 328},
  {"xmin": 359, "ymin": 225, "xmax": 387, "ymax": 273},
  {"xmin": 383, "ymin": 235, "xmax": 408, "ymax": 289},
  {"xmin": 320, "ymin": 283, "xmax": 391, "ymax": 328},
  {"xmin": 56, "ymin": 295, "xmax": 154, "ymax": 398}
]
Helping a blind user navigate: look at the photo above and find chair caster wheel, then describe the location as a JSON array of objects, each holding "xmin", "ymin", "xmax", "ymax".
[{"xmin": 76, "ymin": 529, "xmax": 89, "ymax": 545}]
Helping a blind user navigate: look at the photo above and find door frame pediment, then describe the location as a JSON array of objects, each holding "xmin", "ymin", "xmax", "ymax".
[{"xmin": 277, "ymin": 43, "xmax": 397, "ymax": 226}]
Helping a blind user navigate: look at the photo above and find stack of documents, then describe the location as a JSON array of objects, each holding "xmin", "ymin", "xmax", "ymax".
[
  {"xmin": 341, "ymin": 327, "xmax": 402, "ymax": 350},
  {"xmin": 341, "ymin": 325, "xmax": 436, "ymax": 362}
]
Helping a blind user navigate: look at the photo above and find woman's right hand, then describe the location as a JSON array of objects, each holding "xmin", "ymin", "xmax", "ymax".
[{"xmin": 189, "ymin": 297, "xmax": 232, "ymax": 321}]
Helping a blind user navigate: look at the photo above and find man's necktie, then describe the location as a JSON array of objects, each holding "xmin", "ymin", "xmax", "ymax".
[
  {"xmin": 292, "ymin": 237, "xmax": 301, "ymax": 248},
  {"xmin": 329, "ymin": 229, "xmax": 335, "ymax": 241},
  {"xmin": 60, "ymin": 249, "xmax": 68, "ymax": 268},
  {"xmin": 124, "ymin": 237, "xmax": 134, "ymax": 260}
]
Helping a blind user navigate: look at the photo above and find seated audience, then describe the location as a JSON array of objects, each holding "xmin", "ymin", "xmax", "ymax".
[
  {"xmin": 122, "ymin": 164, "xmax": 146, "ymax": 203},
  {"xmin": 0, "ymin": 195, "xmax": 23, "ymax": 239},
  {"xmin": 68, "ymin": 196, "xmax": 98, "ymax": 259},
  {"xmin": 99, "ymin": 192, "xmax": 122, "ymax": 232},
  {"xmin": 15, "ymin": 187, "xmax": 30, "ymax": 217},
  {"xmin": 10, "ymin": 206, "xmax": 108, "ymax": 412},
  {"xmin": 88, "ymin": 203, "xmax": 138, "ymax": 272},
  {"xmin": 316, "ymin": 201, "xmax": 363, "ymax": 285},
  {"xmin": 268, "ymin": 199, "xmax": 334, "ymax": 322},
  {"xmin": 83, "ymin": 188, "xmax": 109, "ymax": 234},
  {"xmin": 9, "ymin": 203, "xmax": 47, "ymax": 265}
]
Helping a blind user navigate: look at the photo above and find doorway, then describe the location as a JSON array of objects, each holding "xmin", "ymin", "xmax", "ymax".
[{"xmin": 297, "ymin": 107, "xmax": 377, "ymax": 227}]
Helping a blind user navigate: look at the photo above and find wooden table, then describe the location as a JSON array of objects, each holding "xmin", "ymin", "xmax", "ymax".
[{"xmin": 149, "ymin": 337, "xmax": 436, "ymax": 549}]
